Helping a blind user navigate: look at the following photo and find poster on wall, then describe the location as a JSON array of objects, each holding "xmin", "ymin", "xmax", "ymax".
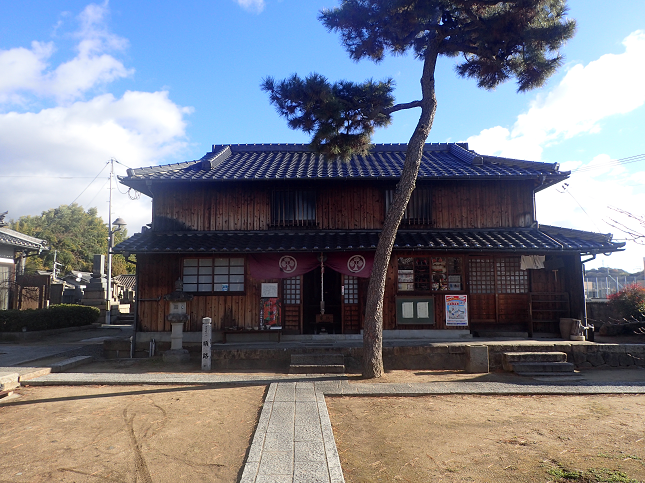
[
  {"xmin": 445, "ymin": 295, "xmax": 468, "ymax": 326},
  {"xmin": 260, "ymin": 298, "xmax": 281, "ymax": 329}
]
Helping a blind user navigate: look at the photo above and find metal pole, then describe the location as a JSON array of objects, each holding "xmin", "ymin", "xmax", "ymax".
[
  {"xmin": 106, "ymin": 158, "xmax": 113, "ymax": 325},
  {"xmin": 320, "ymin": 253, "xmax": 325, "ymax": 314}
]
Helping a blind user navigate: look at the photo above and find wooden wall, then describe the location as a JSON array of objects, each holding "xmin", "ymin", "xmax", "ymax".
[
  {"xmin": 151, "ymin": 180, "xmax": 536, "ymax": 232},
  {"xmin": 137, "ymin": 254, "xmax": 270, "ymax": 332},
  {"xmin": 136, "ymin": 251, "xmax": 583, "ymax": 334}
]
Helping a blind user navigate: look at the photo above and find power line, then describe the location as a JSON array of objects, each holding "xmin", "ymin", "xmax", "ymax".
[
  {"xmin": 570, "ymin": 153, "xmax": 645, "ymax": 174},
  {"xmin": 69, "ymin": 161, "xmax": 110, "ymax": 206},
  {"xmin": 0, "ymin": 175, "xmax": 101, "ymax": 179}
]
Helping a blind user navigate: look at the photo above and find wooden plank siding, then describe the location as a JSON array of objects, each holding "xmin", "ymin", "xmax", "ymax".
[{"xmin": 150, "ymin": 180, "xmax": 536, "ymax": 232}]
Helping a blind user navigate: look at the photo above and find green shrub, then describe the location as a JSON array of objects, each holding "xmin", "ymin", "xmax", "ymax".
[
  {"xmin": 0, "ymin": 304, "xmax": 100, "ymax": 332},
  {"xmin": 608, "ymin": 284, "xmax": 645, "ymax": 321}
]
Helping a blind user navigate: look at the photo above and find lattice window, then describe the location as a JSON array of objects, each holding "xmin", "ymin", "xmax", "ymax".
[
  {"xmin": 385, "ymin": 186, "xmax": 432, "ymax": 224},
  {"xmin": 182, "ymin": 257, "xmax": 245, "ymax": 293},
  {"xmin": 343, "ymin": 275, "xmax": 359, "ymax": 304},
  {"xmin": 468, "ymin": 258, "xmax": 495, "ymax": 294},
  {"xmin": 283, "ymin": 276, "xmax": 301, "ymax": 304},
  {"xmin": 496, "ymin": 257, "xmax": 528, "ymax": 294},
  {"xmin": 271, "ymin": 190, "xmax": 316, "ymax": 227}
]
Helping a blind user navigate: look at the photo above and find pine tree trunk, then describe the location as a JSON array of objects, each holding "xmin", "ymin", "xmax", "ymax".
[{"xmin": 362, "ymin": 43, "xmax": 439, "ymax": 379}]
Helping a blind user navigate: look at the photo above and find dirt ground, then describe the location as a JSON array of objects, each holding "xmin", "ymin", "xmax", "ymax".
[
  {"xmin": 327, "ymin": 394, "xmax": 645, "ymax": 483},
  {"xmin": 0, "ymin": 384, "xmax": 265, "ymax": 483}
]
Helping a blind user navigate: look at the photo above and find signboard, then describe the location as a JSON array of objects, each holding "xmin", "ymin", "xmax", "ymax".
[
  {"xmin": 261, "ymin": 283, "xmax": 279, "ymax": 298},
  {"xmin": 396, "ymin": 297, "xmax": 435, "ymax": 325},
  {"xmin": 445, "ymin": 295, "xmax": 468, "ymax": 326}
]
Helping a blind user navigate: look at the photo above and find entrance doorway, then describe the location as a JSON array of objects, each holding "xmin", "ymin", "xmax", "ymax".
[{"xmin": 303, "ymin": 266, "xmax": 342, "ymax": 334}]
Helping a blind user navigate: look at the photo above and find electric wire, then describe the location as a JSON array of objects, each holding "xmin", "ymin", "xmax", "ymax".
[
  {"xmin": 570, "ymin": 153, "xmax": 645, "ymax": 174},
  {"xmin": 69, "ymin": 161, "xmax": 109, "ymax": 206},
  {"xmin": 86, "ymin": 178, "xmax": 110, "ymax": 207}
]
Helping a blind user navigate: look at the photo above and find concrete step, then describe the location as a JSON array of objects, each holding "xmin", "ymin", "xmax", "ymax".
[
  {"xmin": 511, "ymin": 362, "xmax": 575, "ymax": 373},
  {"xmin": 289, "ymin": 364, "xmax": 345, "ymax": 374},
  {"xmin": 291, "ymin": 353, "xmax": 345, "ymax": 366},
  {"xmin": 50, "ymin": 356, "xmax": 94, "ymax": 373},
  {"xmin": 0, "ymin": 372, "xmax": 20, "ymax": 392},
  {"xmin": 519, "ymin": 373, "xmax": 585, "ymax": 380},
  {"xmin": 502, "ymin": 351, "xmax": 568, "ymax": 371},
  {"xmin": 289, "ymin": 353, "xmax": 345, "ymax": 374}
]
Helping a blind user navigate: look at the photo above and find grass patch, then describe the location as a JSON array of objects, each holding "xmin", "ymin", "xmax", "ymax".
[{"xmin": 547, "ymin": 464, "xmax": 641, "ymax": 483}]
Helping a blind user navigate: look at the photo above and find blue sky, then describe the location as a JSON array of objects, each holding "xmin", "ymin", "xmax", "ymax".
[{"xmin": 1, "ymin": 0, "xmax": 645, "ymax": 271}]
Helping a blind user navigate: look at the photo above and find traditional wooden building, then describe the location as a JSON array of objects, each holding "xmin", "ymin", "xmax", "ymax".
[
  {"xmin": 115, "ymin": 143, "xmax": 623, "ymax": 338},
  {"xmin": 0, "ymin": 213, "xmax": 49, "ymax": 310}
]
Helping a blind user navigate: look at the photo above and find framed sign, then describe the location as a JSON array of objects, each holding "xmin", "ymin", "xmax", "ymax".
[
  {"xmin": 261, "ymin": 283, "xmax": 279, "ymax": 298},
  {"xmin": 445, "ymin": 295, "xmax": 468, "ymax": 326},
  {"xmin": 396, "ymin": 297, "xmax": 435, "ymax": 325}
]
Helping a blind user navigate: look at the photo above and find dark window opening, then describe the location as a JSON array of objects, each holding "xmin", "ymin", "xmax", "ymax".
[
  {"xmin": 271, "ymin": 190, "xmax": 317, "ymax": 227},
  {"xmin": 385, "ymin": 186, "xmax": 432, "ymax": 225}
]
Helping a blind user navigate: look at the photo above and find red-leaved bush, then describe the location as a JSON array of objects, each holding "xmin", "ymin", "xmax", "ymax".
[{"xmin": 608, "ymin": 283, "xmax": 645, "ymax": 320}]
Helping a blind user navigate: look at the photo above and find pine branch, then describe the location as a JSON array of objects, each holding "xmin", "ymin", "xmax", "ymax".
[{"xmin": 383, "ymin": 101, "xmax": 422, "ymax": 114}]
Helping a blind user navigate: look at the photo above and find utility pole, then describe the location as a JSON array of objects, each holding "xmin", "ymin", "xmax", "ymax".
[
  {"xmin": 106, "ymin": 158, "xmax": 126, "ymax": 325},
  {"xmin": 106, "ymin": 158, "xmax": 114, "ymax": 325}
]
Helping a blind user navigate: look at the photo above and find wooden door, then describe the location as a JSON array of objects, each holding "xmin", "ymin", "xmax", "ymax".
[
  {"xmin": 342, "ymin": 275, "xmax": 361, "ymax": 334},
  {"xmin": 282, "ymin": 276, "xmax": 302, "ymax": 334}
]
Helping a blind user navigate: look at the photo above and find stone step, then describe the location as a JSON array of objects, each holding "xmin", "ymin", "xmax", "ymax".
[
  {"xmin": 0, "ymin": 372, "xmax": 20, "ymax": 392},
  {"xmin": 289, "ymin": 364, "xmax": 345, "ymax": 374},
  {"xmin": 50, "ymin": 356, "xmax": 94, "ymax": 373},
  {"xmin": 502, "ymin": 351, "xmax": 568, "ymax": 371},
  {"xmin": 519, "ymin": 373, "xmax": 585, "ymax": 380},
  {"xmin": 290, "ymin": 353, "xmax": 345, "ymax": 366},
  {"xmin": 511, "ymin": 362, "xmax": 575, "ymax": 373}
]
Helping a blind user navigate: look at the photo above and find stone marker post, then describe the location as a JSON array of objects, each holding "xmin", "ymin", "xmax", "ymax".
[{"xmin": 202, "ymin": 317, "xmax": 212, "ymax": 371}]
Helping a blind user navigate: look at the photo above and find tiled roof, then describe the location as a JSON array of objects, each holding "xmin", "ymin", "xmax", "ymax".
[
  {"xmin": 114, "ymin": 274, "xmax": 136, "ymax": 290},
  {"xmin": 113, "ymin": 227, "xmax": 623, "ymax": 256},
  {"xmin": 119, "ymin": 143, "xmax": 568, "ymax": 196},
  {"xmin": 0, "ymin": 227, "xmax": 48, "ymax": 251}
]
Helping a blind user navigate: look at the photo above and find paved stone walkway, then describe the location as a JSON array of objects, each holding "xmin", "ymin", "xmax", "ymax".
[{"xmin": 240, "ymin": 382, "xmax": 343, "ymax": 483}]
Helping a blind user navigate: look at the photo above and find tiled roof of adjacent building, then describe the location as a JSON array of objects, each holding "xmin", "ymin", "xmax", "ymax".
[
  {"xmin": 119, "ymin": 143, "xmax": 569, "ymax": 196},
  {"xmin": 0, "ymin": 227, "xmax": 48, "ymax": 251},
  {"xmin": 113, "ymin": 226, "xmax": 623, "ymax": 256}
]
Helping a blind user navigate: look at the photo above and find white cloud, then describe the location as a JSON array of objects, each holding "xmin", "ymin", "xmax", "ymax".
[
  {"xmin": 468, "ymin": 31, "xmax": 645, "ymax": 160},
  {"xmin": 465, "ymin": 30, "xmax": 645, "ymax": 272},
  {"xmin": 0, "ymin": 2, "xmax": 132, "ymax": 104},
  {"xmin": 235, "ymin": 0, "xmax": 265, "ymax": 14},
  {"xmin": 0, "ymin": 3, "xmax": 192, "ymax": 236}
]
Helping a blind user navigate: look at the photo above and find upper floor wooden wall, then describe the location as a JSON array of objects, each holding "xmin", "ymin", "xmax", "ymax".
[{"xmin": 152, "ymin": 180, "xmax": 536, "ymax": 231}]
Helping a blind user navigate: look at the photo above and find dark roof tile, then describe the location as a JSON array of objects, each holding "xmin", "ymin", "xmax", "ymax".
[
  {"xmin": 120, "ymin": 143, "xmax": 568, "ymax": 196},
  {"xmin": 114, "ymin": 227, "xmax": 623, "ymax": 256}
]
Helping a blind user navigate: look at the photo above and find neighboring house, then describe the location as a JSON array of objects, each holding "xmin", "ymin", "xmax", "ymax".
[
  {"xmin": 114, "ymin": 143, "xmax": 624, "ymax": 337},
  {"xmin": 114, "ymin": 274, "xmax": 136, "ymax": 304},
  {"xmin": 0, "ymin": 213, "xmax": 49, "ymax": 310}
]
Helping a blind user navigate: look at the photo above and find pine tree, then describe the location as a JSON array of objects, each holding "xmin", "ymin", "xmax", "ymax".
[{"xmin": 263, "ymin": 0, "xmax": 576, "ymax": 378}]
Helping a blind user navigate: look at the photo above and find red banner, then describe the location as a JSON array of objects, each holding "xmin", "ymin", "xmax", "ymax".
[
  {"xmin": 248, "ymin": 253, "xmax": 319, "ymax": 279},
  {"xmin": 326, "ymin": 252, "xmax": 373, "ymax": 278},
  {"xmin": 249, "ymin": 252, "xmax": 374, "ymax": 280}
]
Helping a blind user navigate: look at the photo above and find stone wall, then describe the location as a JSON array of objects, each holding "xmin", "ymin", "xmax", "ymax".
[{"xmin": 586, "ymin": 299, "xmax": 614, "ymax": 326}]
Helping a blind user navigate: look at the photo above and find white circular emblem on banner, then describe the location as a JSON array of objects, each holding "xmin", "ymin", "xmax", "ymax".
[
  {"xmin": 347, "ymin": 255, "xmax": 366, "ymax": 273},
  {"xmin": 279, "ymin": 255, "xmax": 298, "ymax": 273}
]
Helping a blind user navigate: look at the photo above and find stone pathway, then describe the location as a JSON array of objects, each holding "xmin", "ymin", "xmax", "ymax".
[{"xmin": 241, "ymin": 382, "xmax": 343, "ymax": 483}]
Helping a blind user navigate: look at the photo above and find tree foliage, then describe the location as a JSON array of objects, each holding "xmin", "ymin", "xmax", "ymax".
[
  {"xmin": 263, "ymin": 0, "xmax": 575, "ymax": 378},
  {"xmin": 264, "ymin": 0, "xmax": 575, "ymax": 159},
  {"xmin": 608, "ymin": 283, "xmax": 645, "ymax": 321},
  {"xmin": 10, "ymin": 204, "xmax": 133, "ymax": 276}
]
